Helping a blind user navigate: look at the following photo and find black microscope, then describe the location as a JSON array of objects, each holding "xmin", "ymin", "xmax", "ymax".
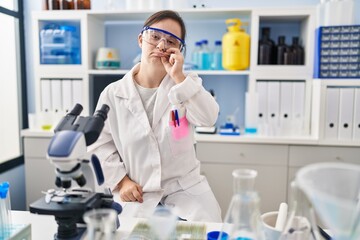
[{"xmin": 29, "ymin": 104, "xmax": 122, "ymax": 240}]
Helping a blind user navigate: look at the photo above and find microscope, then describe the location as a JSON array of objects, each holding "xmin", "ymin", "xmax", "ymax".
[{"xmin": 29, "ymin": 104, "xmax": 122, "ymax": 240}]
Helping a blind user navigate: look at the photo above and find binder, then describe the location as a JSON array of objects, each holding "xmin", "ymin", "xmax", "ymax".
[
  {"xmin": 324, "ymin": 87, "xmax": 340, "ymax": 139},
  {"xmin": 50, "ymin": 79, "xmax": 62, "ymax": 113},
  {"xmin": 40, "ymin": 79, "xmax": 52, "ymax": 112},
  {"xmin": 292, "ymin": 82, "xmax": 305, "ymax": 135},
  {"xmin": 338, "ymin": 88, "xmax": 354, "ymax": 140},
  {"xmin": 267, "ymin": 81, "xmax": 280, "ymax": 135},
  {"xmin": 61, "ymin": 80, "xmax": 73, "ymax": 113},
  {"xmin": 280, "ymin": 81, "xmax": 293, "ymax": 135},
  {"xmin": 72, "ymin": 80, "xmax": 83, "ymax": 107},
  {"xmin": 256, "ymin": 81, "xmax": 268, "ymax": 134},
  {"xmin": 353, "ymin": 88, "xmax": 360, "ymax": 140}
]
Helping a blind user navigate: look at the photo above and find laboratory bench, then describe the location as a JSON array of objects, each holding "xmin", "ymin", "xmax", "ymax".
[{"xmin": 21, "ymin": 129, "xmax": 360, "ymax": 219}]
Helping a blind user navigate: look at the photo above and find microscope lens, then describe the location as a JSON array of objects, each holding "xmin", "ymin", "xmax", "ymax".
[
  {"xmin": 75, "ymin": 175, "xmax": 86, "ymax": 187},
  {"xmin": 62, "ymin": 180, "xmax": 71, "ymax": 189}
]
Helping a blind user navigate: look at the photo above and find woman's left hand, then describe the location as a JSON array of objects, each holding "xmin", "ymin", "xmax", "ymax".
[{"xmin": 161, "ymin": 48, "xmax": 186, "ymax": 84}]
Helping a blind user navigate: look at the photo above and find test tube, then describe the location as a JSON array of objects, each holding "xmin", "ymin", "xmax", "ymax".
[{"xmin": 0, "ymin": 182, "xmax": 11, "ymax": 239}]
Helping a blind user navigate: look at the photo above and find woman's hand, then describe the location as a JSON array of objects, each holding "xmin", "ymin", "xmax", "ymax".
[
  {"xmin": 161, "ymin": 47, "xmax": 186, "ymax": 84},
  {"xmin": 117, "ymin": 175, "xmax": 143, "ymax": 203}
]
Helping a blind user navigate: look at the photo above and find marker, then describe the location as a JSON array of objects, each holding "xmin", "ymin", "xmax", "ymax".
[
  {"xmin": 174, "ymin": 109, "xmax": 180, "ymax": 127},
  {"xmin": 171, "ymin": 110, "xmax": 176, "ymax": 127}
]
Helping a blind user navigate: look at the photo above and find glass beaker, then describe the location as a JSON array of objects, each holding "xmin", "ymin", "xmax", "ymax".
[
  {"xmin": 148, "ymin": 206, "xmax": 178, "ymax": 240},
  {"xmin": 83, "ymin": 208, "xmax": 117, "ymax": 240},
  {"xmin": 220, "ymin": 169, "xmax": 264, "ymax": 240},
  {"xmin": 280, "ymin": 181, "xmax": 320, "ymax": 240}
]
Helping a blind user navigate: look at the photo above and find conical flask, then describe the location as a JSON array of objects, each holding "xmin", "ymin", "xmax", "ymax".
[
  {"xmin": 280, "ymin": 181, "xmax": 320, "ymax": 240},
  {"xmin": 220, "ymin": 169, "xmax": 264, "ymax": 240}
]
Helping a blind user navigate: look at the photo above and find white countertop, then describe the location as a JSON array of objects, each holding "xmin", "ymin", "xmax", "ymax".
[
  {"xmin": 11, "ymin": 209, "xmax": 223, "ymax": 239},
  {"xmin": 21, "ymin": 128, "xmax": 360, "ymax": 147}
]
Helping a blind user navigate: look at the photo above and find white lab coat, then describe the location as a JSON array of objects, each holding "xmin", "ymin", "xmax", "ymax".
[{"xmin": 88, "ymin": 63, "xmax": 222, "ymax": 222}]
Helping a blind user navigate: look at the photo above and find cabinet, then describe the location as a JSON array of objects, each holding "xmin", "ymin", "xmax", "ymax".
[
  {"xmin": 196, "ymin": 141, "xmax": 288, "ymax": 218},
  {"xmin": 31, "ymin": 7, "xmax": 317, "ymax": 131},
  {"xmin": 22, "ymin": 132, "xmax": 53, "ymax": 209}
]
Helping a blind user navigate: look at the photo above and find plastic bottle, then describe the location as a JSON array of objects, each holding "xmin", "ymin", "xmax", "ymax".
[
  {"xmin": 211, "ymin": 40, "xmax": 223, "ymax": 70},
  {"xmin": 276, "ymin": 36, "xmax": 287, "ymax": 65},
  {"xmin": 199, "ymin": 39, "xmax": 211, "ymax": 70},
  {"xmin": 191, "ymin": 41, "xmax": 202, "ymax": 70},
  {"xmin": 220, "ymin": 169, "xmax": 264, "ymax": 240},
  {"xmin": 258, "ymin": 27, "xmax": 275, "ymax": 65},
  {"xmin": 291, "ymin": 37, "xmax": 304, "ymax": 65},
  {"xmin": 222, "ymin": 18, "xmax": 250, "ymax": 70}
]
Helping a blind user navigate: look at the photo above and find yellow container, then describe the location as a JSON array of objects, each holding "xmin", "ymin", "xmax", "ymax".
[{"xmin": 222, "ymin": 18, "xmax": 250, "ymax": 70}]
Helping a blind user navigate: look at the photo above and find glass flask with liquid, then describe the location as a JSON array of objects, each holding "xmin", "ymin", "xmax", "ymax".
[{"xmin": 220, "ymin": 169, "xmax": 264, "ymax": 240}]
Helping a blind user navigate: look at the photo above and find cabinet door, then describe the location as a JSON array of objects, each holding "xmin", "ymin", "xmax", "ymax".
[
  {"xmin": 24, "ymin": 137, "xmax": 54, "ymax": 209},
  {"xmin": 24, "ymin": 157, "xmax": 56, "ymax": 208},
  {"xmin": 288, "ymin": 145, "xmax": 360, "ymax": 206},
  {"xmin": 201, "ymin": 163, "xmax": 287, "ymax": 219}
]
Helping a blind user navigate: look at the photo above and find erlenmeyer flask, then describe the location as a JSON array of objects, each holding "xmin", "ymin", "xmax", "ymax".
[
  {"xmin": 220, "ymin": 169, "xmax": 264, "ymax": 240},
  {"xmin": 280, "ymin": 181, "xmax": 320, "ymax": 240}
]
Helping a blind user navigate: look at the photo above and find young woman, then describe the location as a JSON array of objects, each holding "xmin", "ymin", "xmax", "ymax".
[{"xmin": 88, "ymin": 10, "xmax": 221, "ymax": 222}]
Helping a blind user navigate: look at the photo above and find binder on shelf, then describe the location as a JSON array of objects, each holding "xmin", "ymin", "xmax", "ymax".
[
  {"xmin": 267, "ymin": 81, "xmax": 280, "ymax": 135},
  {"xmin": 338, "ymin": 87, "xmax": 355, "ymax": 140},
  {"xmin": 292, "ymin": 82, "xmax": 305, "ymax": 135},
  {"xmin": 51, "ymin": 79, "xmax": 62, "ymax": 113},
  {"xmin": 40, "ymin": 79, "xmax": 52, "ymax": 112},
  {"xmin": 324, "ymin": 87, "xmax": 340, "ymax": 139},
  {"xmin": 353, "ymin": 88, "xmax": 360, "ymax": 140},
  {"xmin": 61, "ymin": 80, "xmax": 73, "ymax": 113},
  {"xmin": 256, "ymin": 81, "xmax": 268, "ymax": 134},
  {"xmin": 280, "ymin": 81, "xmax": 293, "ymax": 135},
  {"xmin": 71, "ymin": 79, "xmax": 83, "ymax": 108}
]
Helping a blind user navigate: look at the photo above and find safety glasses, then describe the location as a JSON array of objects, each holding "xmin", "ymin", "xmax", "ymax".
[{"xmin": 141, "ymin": 26, "xmax": 185, "ymax": 51}]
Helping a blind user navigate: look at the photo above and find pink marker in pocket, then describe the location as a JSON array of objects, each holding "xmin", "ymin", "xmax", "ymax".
[{"xmin": 169, "ymin": 116, "xmax": 189, "ymax": 140}]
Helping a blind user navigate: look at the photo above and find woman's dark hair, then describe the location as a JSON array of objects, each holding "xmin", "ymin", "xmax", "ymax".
[{"xmin": 143, "ymin": 10, "xmax": 186, "ymax": 41}]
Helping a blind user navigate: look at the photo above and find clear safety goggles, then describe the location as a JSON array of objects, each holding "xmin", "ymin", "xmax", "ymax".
[{"xmin": 141, "ymin": 26, "xmax": 185, "ymax": 51}]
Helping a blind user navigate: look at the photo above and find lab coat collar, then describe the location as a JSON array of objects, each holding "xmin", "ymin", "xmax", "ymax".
[{"xmin": 113, "ymin": 63, "xmax": 174, "ymax": 130}]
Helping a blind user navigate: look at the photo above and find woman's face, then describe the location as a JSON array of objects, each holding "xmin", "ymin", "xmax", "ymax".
[{"xmin": 139, "ymin": 18, "xmax": 182, "ymax": 66}]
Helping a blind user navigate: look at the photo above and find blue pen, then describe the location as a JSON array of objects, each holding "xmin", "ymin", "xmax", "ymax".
[{"xmin": 174, "ymin": 109, "xmax": 180, "ymax": 127}]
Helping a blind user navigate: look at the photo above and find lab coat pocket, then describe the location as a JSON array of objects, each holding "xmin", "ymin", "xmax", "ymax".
[
  {"xmin": 170, "ymin": 116, "xmax": 189, "ymax": 140},
  {"xmin": 167, "ymin": 116, "xmax": 193, "ymax": 156}
]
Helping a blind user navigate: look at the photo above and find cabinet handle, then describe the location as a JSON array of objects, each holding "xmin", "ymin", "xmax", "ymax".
[{"xmin": 335, "ymin": 156, "xmax": 343, "ymax": 161}]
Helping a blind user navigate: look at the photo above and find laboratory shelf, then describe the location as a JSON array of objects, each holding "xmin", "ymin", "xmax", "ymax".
[{"xmin": 87, "ymin": 69, "xmax": 251, "ymax": 76}]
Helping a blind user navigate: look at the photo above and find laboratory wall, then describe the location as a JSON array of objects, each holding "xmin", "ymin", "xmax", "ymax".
[{"xmin": 3, "ymin": 0, "xmax": 357, "ymax": 211}]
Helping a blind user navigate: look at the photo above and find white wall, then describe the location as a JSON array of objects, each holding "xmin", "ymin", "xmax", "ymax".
[{"xmin": 24, "ymin": 0, "xmax": 360, "ymax": 113}]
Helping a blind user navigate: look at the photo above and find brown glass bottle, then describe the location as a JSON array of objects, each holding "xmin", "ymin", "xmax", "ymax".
[
  {"xmin": 62, "ymin": 0, "xmax": 75, "ymax": 9},
  {"xmin": 258, "ymin": 27, "xmax": 275, "ymax": 65},
  {"xmin": 276, "ymin": 36, "xmax": 287, "ymax": 65},
  {"xmin": 46, "ymin": 0, "xmax": 61, "ymax": 10},
  {"xmin": 77, "ymin": 0, "xmax": 91, "ymax": 9},
  {"xmin": 291, "ymin": 37, "xmax": 305, "ymax": 65},
  {"xmin": 284, "ymin": 48, "xmax": 294, "ymax": 65}
]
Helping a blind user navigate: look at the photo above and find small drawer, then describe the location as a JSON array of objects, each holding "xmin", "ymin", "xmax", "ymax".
[
  {"xmin": 289, "ymin": 145, "xmax": 360, "ymax": 167},
  {"xmin": 196, "ymin": 142, "xmax": 288, "ymax": 165}
]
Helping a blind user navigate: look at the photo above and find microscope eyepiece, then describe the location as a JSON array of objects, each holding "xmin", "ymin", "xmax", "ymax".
[
  {"xmin": 93, "ymin": 104, "xmax": 110, "ymax": 121},
  {"xmin": 69, "ymin": 103, "xmax": 83, "ymax": 116}
]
